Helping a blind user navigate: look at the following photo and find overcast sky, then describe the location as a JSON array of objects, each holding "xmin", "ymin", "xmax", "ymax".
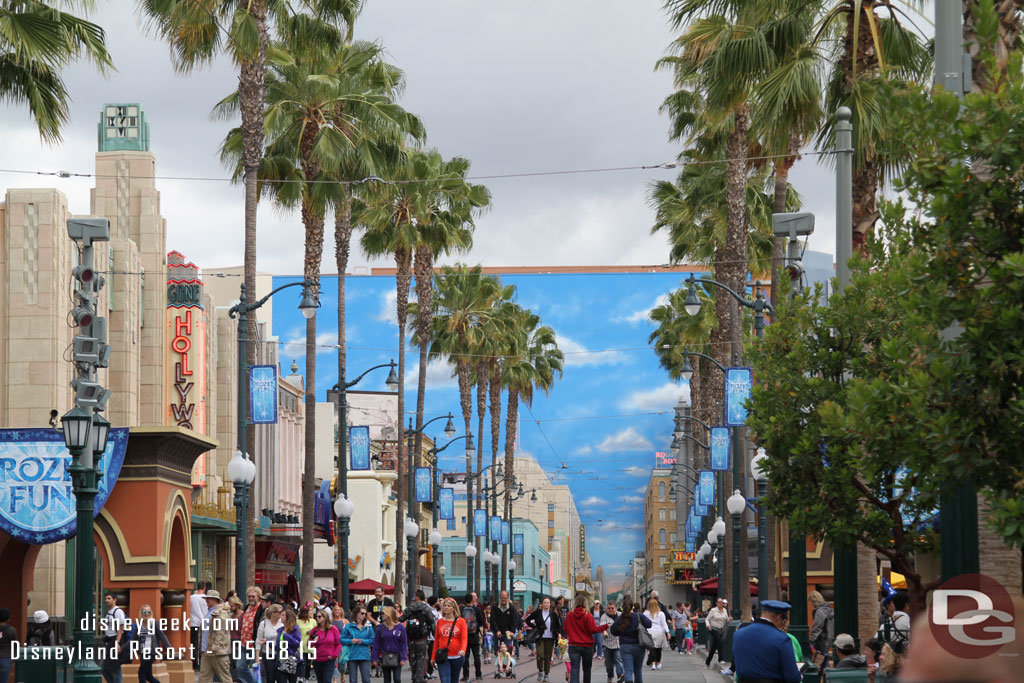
[{"xmin": 1, "ymin": 0, "xmax": 841, "ymax": 276}]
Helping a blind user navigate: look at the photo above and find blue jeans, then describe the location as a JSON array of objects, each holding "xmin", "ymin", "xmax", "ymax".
[
  {"xmin": 0, "ymin": 658, "xmax": 11, "ymax": 683},
  {"xmin": 350, "ymin": 659, "xmax": 372, "ymax": 683},
  {"xmin": 594, "ymin": 639, "xmax": 603, "ymax": 658},
  {"xmin": 602, "ymin": 648, "xmax": 622, "ymax": 680},
  {"xmin": 619, "ymin": 644, "xmax": 643, "ymax": 683},
  {"xmin": 568, "ymin": 646, "xmax": 594, "ymax": 683},
  {"xmin": 436, "ymin": 655, "xmax": 463, "ymax": 683},
  {"xmin": 315, "ymin": 659, "xmax": 337, "ymax": 683}
]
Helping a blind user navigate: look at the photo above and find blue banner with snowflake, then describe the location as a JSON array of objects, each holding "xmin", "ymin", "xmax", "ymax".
[
  {"xmin": 0, "ymin": 427, "xmax": 129, "ymax": 544},
  {"xmin": 724, "ymin": 367, "xmax": 753, "ymax": 426},
  {"xmin": 249, "ymin": 364, "xmax": 278, "ymax": 424}
]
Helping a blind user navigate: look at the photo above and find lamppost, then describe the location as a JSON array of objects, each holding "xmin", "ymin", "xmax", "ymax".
[
  {"xmin": 405, "ymin": 516, "xmax": 420, "ymax": 599},
  {"xmin": 333, "ymin": 359, "xmax": 399, "ymax": 609},
  {"xmin": 440, "ymin": 564, "xmax": 447, "ymax": 595},
  {"xmin": 64, "ymin": 407, "xmax": 108, "ymax": 683},
  {"xmin": 727, "ymin": 490, "xmax": 746, "ymax": 617},
  {"xmin": 508, "ymin": 559, "xmax": 517, "ymax": 600},
  {"xmin": 429, "ymin": 527, "xmax": 443, "ymax": 597},
  {"xmin": 334, "ymin": 493, "xmax": 355, "ymax": 606},
  {"xmin": 711, "ymin": 516, "xmax": 725, "ymax": 594},
  {"xmin": 228, "ymin": 450, "xmax": 257, "ymax": 598},
  {"xmin": 228, "ymin": 279, "xmax": 317, "ymax": 590},
  {"xmin": 426, "ymin": 432, "xmax": 472, "ymax": 596},
  {"xmin": 406, "ymin": 413, "xmax": 458, "ymax": 600},
  {"xmin": 750, "ymin": 449, "xmax": 770, "ymax": 605},
  {"xmin": 465, "ymin": 542, "xmax": 478, "ymax": 596}
]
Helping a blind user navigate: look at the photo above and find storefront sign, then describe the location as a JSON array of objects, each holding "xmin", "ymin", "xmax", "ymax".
[
  {"xmin": 710, "ymin": 427, "xmax": 730, "ymax": 471},
  {"xmin": 439, "ymin": 487, "xmax": 454, "ymax": 519},
  {"xmin": 249, "ymin": 365, "xmax": 278, "ymax": 424},
  {"xmin": 166, "ymin": 252, "xmax": 206, "ymax": 435},
  {"xmin": 415, "ymin": 467, "xmax": 432, "ymax": 503},
  {"xmin": 655, "ymin": 451, "xmax": 675, "ymax": 466},
  {"xmin": 579, "ymin": 524, "xmax": 586, "ymax": 562},
  {"xmin": 0, "ymin": 428, "xmax": 129, "ymax": 543},
  {"xmin": 349, "ymin": 426, "xmax": 370, "ymax": 470},
  {"xmin": 512, "ymin": 580, "xmax": 527, "ymax": 592},
  {"xmin": 724, "ymin": 367, "xmax": 753, "ymax": 426},
  {"xmin": 474, "ymin": 509, "xmax": 487, "ymax": 536}
]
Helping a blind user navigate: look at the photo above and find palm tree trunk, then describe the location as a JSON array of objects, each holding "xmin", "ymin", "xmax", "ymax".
[
  {"xmin": 301, "ymin": 311, "xmax": 318, "ymax": 604},
  {"xmin": 503, "ymin": 387, "xmax": 520, "ymax": 591},
  {"xmin": 413, "ymin": 245, "xmax": 435, "ymax": 579},
  {"xmin": 238, "ymin": 0, "xmax": 269, "ymax": 592},
  {"xmin": 335, "ymin": 186, "xmax": 353, "ymax": 593},
  {"xmin": 477, "ymin": 359, "xmax": 490, "ymax": 597},
  {"xmin": 395, "ymin": 246, "xmax": 412, "ymax": 605},
  {"xmin": 490, "ymin": 362, "xmax": 504, "ymax": 590},
  {"xmin": 457, "ymin": 355, "xmax": 474, "ymax": 592},
  {"xmin": 476, "ymin": 370, "xmax": 485, "ymax": 592},
  {"xmin": 963, "ymin": 0, "xmax": 1024, "ymax": 94}
]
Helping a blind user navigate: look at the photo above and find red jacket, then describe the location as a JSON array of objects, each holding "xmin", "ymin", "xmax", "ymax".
[{"xmin": 563, "ymin": 607, "xmax": 608, "ymax": 647}]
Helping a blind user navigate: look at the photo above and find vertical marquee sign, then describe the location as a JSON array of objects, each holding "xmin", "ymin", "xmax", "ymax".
[{"xmin": 166, "ymin": 252, "xmax": 208, "ymax": 487}]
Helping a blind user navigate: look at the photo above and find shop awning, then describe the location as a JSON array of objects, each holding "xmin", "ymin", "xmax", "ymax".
[
  {"xmin": 350, "ymin": 579, "xmax": 395, "ymax": 595},
  {"xmin": 696, "ymin": 577, "xmax": 758, "ymax": 596}
]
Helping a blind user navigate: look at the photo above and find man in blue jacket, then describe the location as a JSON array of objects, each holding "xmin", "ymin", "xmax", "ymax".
[{"xmin": 731, "ymin": 601, "xmax": 802, "ymax": 683}]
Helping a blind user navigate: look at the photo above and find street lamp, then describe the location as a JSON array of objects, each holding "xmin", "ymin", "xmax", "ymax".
[
  {"xmin": 680, "ymin": 274, "xmax": 773, "ymax": 338},
  {"xmin": 228, "ymin": 278, "xmax": 316, "ymax": 591},
  {"xmin": 750, "ymin": 448, "xmax": 770, "ymax": 603},
  {"xmin": 405, "ymin": 517, "xmax": 420, "ymax": 598},
  {"xmin": 508, "ymin": 559, "xmax": 517, "ymax": 597},
  {"xmin": 429, "ymin": 527, "xmax": 443, "ymax": 597},
  {"xmin": 699, "ymin": 541, "xmax": 712, "ymax": 580},
  {"xmin": 727, "ymin": 490, "xmax": 746, "ymax": 617},
  {"xmin": 426, "ymin": 432, "xmax": 473, "ymax": 596},
  {"xmin": 63, "ymin": 407, "xmax": 105, "ymax": 683},
  {"xmin": 465, "ymin": 542, "xmax": 477, "ymax": 596},
  {"xmin": 229, "ymin": 450, "xmax": 257, "ymax": 599},
  {"xmin": 712, "ymin": 516, "xmax": 726, "ymax": 595}
]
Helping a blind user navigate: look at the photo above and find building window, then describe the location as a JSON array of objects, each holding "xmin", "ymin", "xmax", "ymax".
[
  {"xmin": 451, "ymin": 552, "xmax": 466, "ymax": 576},
  {"xmin": 669, "ymin": 509, "xmax": 676, "ymax": 520},
  {"xmin": 658, "ymin": 482, "xmax": 666, "ymax": 501},
  {"xmin": 548, "ymin": 519, "xmax": 554, "ymax": 528},
  {"xmin": 513, "ymin": 553, "xmax": 524, "ymax": 575},
  {"xmin": 670, "ymin": 532, "xmax": 677, "ymax": 544},
  {"xmin": 658, "ymin": 509, "xmax": 665, "ymax": 521},
  {"xmin": 547, "ymin": 503, "xmax": 554, "ymax": 512},
  {"xmin": 659, "ymin": 528, "xmax": 666, "ymax": 548}
]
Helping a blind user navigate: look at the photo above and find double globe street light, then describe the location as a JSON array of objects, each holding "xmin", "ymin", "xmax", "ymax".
[{"xmin": 228, "ymin": 450, "xmax": 257, "ymax": 599}]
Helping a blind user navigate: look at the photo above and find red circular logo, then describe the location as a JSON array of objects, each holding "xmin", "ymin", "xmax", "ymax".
[{"xmin": 928, "ymin": 573, "xmax": 1016, "ymax": 659}]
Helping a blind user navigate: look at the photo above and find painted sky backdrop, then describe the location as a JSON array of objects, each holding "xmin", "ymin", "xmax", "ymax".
[{"xmin": 273, "ymin": 271, "xmax": 697, "ymax": 582}]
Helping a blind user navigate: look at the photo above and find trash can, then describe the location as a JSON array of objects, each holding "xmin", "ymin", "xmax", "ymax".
[{"xmin": 14, "ymin": 646, "xmax": 70, "ymax": 683}]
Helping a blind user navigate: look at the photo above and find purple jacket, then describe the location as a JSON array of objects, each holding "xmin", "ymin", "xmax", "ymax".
[{"xmin": 371, "ymin": 623, "xmax": 408, "ymax": 663}]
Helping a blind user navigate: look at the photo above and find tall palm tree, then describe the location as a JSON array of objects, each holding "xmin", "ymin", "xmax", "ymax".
[
  {"xmin": 2, "ymin": 0, "xmax": 112, "ymax": 141},
  {"xmin": 963, "ymin": 0, "xmax": 1024, "ymax": 93}
]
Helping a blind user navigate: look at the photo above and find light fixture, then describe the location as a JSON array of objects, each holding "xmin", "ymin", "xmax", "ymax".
[
  {"xmin": 680, "ymin": 353, "xmax": 694, "ymax": 381},
  {"xmin": 531, "ymin": 490, "xmax": 538, "ymax": 502},
  {"xmin": 89, "ymin": 412, "xmax": 111, "ymax": 455},
  {"xmin": 481, "ymin": 549, "xmax": 491, "ymax": 565},
  {"xmin": 517, "ymin": 482, "xmax": 525, "ymax": 497},
  {"xmin": 683, "ymin": 280, "xmax": 701, "ymax": 316},
  {"xmin": 404, "ymin": 517, "xmax": 419, "ymax": 540},
  {"xmin": 727, "ymin": 489, "xmax": 746, "ymax": 516},
  {"xmin": 60, "ymin": 407, "xmax": 92, "ymax": 451},
  {"xmin": 465, "ymin": 543, "xmax": 477, "ymax": 558},
  {"xmin": 496, "ymin": 464, "xmax": 505, "ymax": 480},
  {"xmin": 334, "ymin": 494, "xmax": 355, "ymax": 519},
  {"xmin": 299, "ymin": 286, "xmax": 318, "ymax": 319},
  {"xmin": 465, "ymin": 433, "xmax": 475, "ymax": 459},
  {"xmin": 429, "ymin": 528, "xmax": 442, "ymax": 547},
  {"xmin": 700, "ymin": 541, "xmax": 711, "ymax": 557},
  {"xmin": 712, "ymin": 516, "xmax": 726, "ymax": 538},
  {"xmin": 751, "ymin": 447, "xmax": 769, "ymax": 482},
  {"xmin": 384, "ymin": 361, "xmax": 399, "ymax": 392},
  {"xmin": 444, "ymin": 416, "xmax": 456, "ymax": 439},
  {"xmin": 508, "ymin": 559, "xmax": 517, "ymax": 572},
  {"xmin": 228, "ymin": 450, "xmax": 256, "ymax": 485},
  {"xmin": 440, "ymin": 565, "xmax": 447, "ymax": 577},
  {"xmin": 708, "ymin": 529, "xmax": 719, "ymax": 546}
]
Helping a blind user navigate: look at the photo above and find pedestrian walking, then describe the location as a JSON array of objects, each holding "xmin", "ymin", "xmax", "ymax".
[
  {"xmin": 198, "ymin": 590, "xmax": 233, "ymax": 683},
  {"xmin": 188, "ymin": 582, "xmax": 209, "ymax": 672},
  {"xmin": 0, "ymin": 608, "xmax": 15, "ymax": 683},
  {"xmin": 372, "ymin": 607, "xmax": 408, "ymax": 683},
  {"xmin": 524, "ymin": 597, "xmax": 562, "ymax": 682},
  {"xmin": 590, "ymin": 603, "xmax": 603, "ymax": 660},
  {"xmin": 127, "ymin": 604, "xmax": 171, "ymax": 683},
  {"xmin": 668, "ymin": 603, "xmax": 689, "ymax": 654},
  {"xmin": 731, "ymin": 600, "xmax": 800, "ymax": 683},
  {"xmin": 256, "ymin": 604, "xmax": 285, "ymax": 683},
  {"xmin": 297, "ymin": 604, "xmax": 317, "ymax": 682},
  {"xmin": 101, "ymin": 592, "xmax": 129, "ymax": 683},
  {"xmin": 342, "ymin": 604, "xmax": 377, "ymax": 683},
  {"xmin": 427, "ymin": 596, "xmax": 442, "ymax": 679},
  {"xmin": 703, "ymin": 598, "xmax": 729, "ymax": 671},
  {"xmin": 460, "ymin": 593, "xmax": 487, "ymax": 682},
  {"xmin": 641, "ymin": 599, "xmax": 668, "ymax": 670},
  {"xmin": 432, "ymin": 598, "xmax": 468, "ymax": 683},
  {"xmin": 367, "ymin": 587, "xmax": 396, "ymax": 627},
  {"xmin": 563, "ymin": 596, "xmax": 609, "ymax": 683},
  {"xmin": 598, "ymin": 603, "xmax": 623, "ymax": 683},
  {"xmin": 609, "ymin": 597, "xmax": 650, "ymax": 683},
  {"xmin": 311, "ymin": 608, "xmax": 342, "ymax": 683},
  {"xmin": 808, "ymin": 591, "xmax": 834, "ymax": 672},
  {"xmin": 401, "ymin": 590, "xmax": 436, "ymax": 683},
  {"xmin": 490, "ymin": 591, "xmax": 521, "ymax": 653},
  {"xmin": 277, "ymin": 609, "xmax": 304, "ymax": 683}
]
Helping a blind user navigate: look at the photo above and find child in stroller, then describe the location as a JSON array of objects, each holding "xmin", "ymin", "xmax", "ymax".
[{"xmin": 495, "ymin": 641, "xmax": 516, "ymax": 678}]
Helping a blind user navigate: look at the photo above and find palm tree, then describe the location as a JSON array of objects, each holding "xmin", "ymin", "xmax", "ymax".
[
  {"xmin": 963, "ymin": 0, "xmax": 1024, "ymax": 93},
  {"xmin": 2, "ymin": 0, "xmax": 112, "ymax": 142}
]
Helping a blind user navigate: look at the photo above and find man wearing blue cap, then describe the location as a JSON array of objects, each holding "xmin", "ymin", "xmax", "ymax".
[{"xmin": 731, "ymin": 600, "xmax": 802, "ymax": 683}]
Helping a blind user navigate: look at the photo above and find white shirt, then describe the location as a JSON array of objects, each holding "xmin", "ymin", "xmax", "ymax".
[
  {"xmin": 189, "ymin": 592, "xmax": 209, "ymax": 627},
  {"xmin": 255, "ymin": 618, "xmax": 283, "ymax": 654},
  {"xmin": 540, "ymin": 610, "xmax": 553, "ymax": 639},
  {"xmin": 643, "ymin": 610, "xmax": 669, "ymax": 635},
  {"xmin": 104, "ymin": 607, "xmax": 127, "ymax": 637},
  {"xmin": 705, "ymin": 607, "xmax": 729, "ymax": 631}
]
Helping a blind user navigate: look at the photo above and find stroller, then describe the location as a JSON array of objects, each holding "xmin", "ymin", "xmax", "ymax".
[{"xmin": 493, "ymin": 641, "xmax": 517, "ymax": 679}]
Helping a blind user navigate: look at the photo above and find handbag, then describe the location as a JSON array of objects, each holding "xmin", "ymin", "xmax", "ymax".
[
  {"xmin": 382, "ymin": 652, "xmax": 401, "ymax": 668},
  {"xmin": 636, "ymin": 615, "xmax": 655, "ymax": 651},
  {"xmin": 435, "ymin": 619, "xmax": 455, "ymax": 664},
  {"xmin": 279, "ymin": 632, "xmax": 298, "ymax": 674}
]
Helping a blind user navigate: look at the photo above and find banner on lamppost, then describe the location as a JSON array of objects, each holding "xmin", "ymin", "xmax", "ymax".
[
  {"xmin": 501, "ymin": 521, "xmax": 511, "ymax": 545},
  {"xmin": 695, "ymin": 502, "xmax": 708, "ymax": 517},
  {"xmin": 513, "ymin": 533, "xmax": 524, "ymax": 555},
  {"xmin": 490, "ymin": 515, "xmax": 502, "ymax": 541},
  {"xmin": 685, "ymin": 540, "xmax": 695, "ymax": 553},
  {"xmin": 249, "ymin": 364, "xmax": 278, "ymax": 424},
  {"xmin": 474, "ymin": 509, "xmax": 487, "ymax": 536},
  {"xmin": 439, "ymin": 488, "xmax": 455, "ymax": 519},
  {"xmin": 414, "ymin": 467, "xmax": 432, "ymax": 503},
  {"xmin": 724, "ymin": 367, "xmax": 754, "ymax": 426},
  {"xmin": 447, "ymin": 518, "xmax": 455, "ymax": 530},
  {"xmin": 710, "ymin": 427, "xmax": 730, "ymax": 471},
  {"xmin": 349, "ymin": 426, "xmax": 370, "ymax": 470},
  {"xmin": 698, "ymin": 470, "xmax": 715, "ymax": 506}
]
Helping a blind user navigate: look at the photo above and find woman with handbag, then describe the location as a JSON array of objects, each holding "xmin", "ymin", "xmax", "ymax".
[
  {"xmin": 311, "ymin": 609, "xmax": 342, "ymax": 683},
  {"xmin": 255, "ymin": 604, "xmax": 284, "ymax": 683},
  {"xmin": 641, "ymin": 600, "xmax": 668, "ymax": 670},
  {"xmin": 342, "ymin": 605, "xmax": 377, "ymax": 683},
  {"xmin": 524, "ymin": 597, "xmax": 562, "ymax": 683},
  {"xmin": 432, "ymin": 598, "xmax": 468, "ymax": 683},
  {"xmin": 372, "ymin": 607, "xmax": 408, "ymax": 683},
  {"xmin": 276, "ymin": 610, "xmax": 303, "ymax": 683},
  {"xmin": 610, "ymin": 598, "xmax": 651, "ymax": 683}
]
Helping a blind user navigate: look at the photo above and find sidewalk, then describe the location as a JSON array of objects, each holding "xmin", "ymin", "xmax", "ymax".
[{"xmin": 515, "ymin": 645, "xmax": 728, "ymax": 683}]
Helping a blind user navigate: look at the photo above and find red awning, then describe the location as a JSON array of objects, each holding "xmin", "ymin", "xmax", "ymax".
[
  {"xmin": 349, "ymin": 579, "xmax": 395, "ymax": 595},
  {"xmin": 696, "ymin": 578, "xmax": 759, "ymax": 596}
]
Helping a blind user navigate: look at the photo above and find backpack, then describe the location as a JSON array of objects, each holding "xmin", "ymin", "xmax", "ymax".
[
  {"xmin": 461, "ymin": 605, "xmax": 479, "ymax": 636},
  {"xmin": 406, "ymin": 615, "xmax": 428, "ymax": 640}
]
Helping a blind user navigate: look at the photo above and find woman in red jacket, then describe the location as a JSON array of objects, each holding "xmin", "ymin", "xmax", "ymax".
[
  {"xmin": 563, "ymin": 596, "xmax": 609, "ymax": 683},
  {"xmin": 432, "ymin": 598, "xmax": 468, "ymax": 683}
]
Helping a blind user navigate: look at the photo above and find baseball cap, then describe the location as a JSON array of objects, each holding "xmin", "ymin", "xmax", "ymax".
[{"xmin": 835, "ymin": 633, "xmax": 856, "ymax": 652}]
